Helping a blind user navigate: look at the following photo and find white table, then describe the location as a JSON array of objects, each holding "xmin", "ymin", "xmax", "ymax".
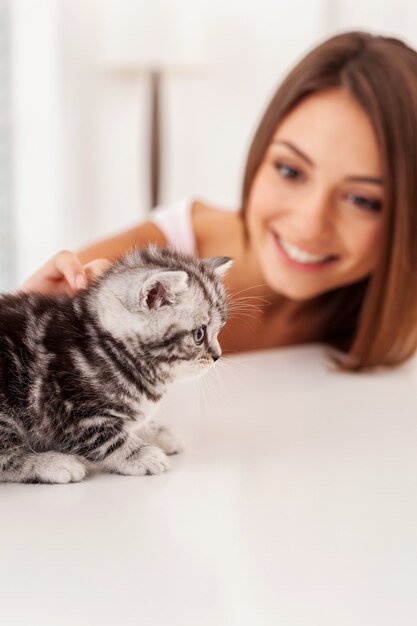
[{"xmin": 1, "ymin": 345, "xmax": 417, "ymax": 626}]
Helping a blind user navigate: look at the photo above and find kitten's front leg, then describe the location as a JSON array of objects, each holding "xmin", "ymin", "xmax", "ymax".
[
  {"xmin": 95, "ymin": 432, "xmax": 170, "ymax": 476},
  {"xmin": 135, "ymin": 421, "xmax": 185, "ymax": 456},
  {"xmin": 61, "ymin": 416, "xmax": 170, "ymax": 476},
  {"xmin": 73, "ymin": 422, "xmax": 170, "ymax": 476}
]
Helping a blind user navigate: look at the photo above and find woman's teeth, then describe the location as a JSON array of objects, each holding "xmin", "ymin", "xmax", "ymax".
[{"xmin": 279, "ymin": 236, "xmax": 332, "ymax": 264}]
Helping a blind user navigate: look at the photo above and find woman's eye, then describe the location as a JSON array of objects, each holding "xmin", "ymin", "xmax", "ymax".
[
  {"xmin": 346, "ymin": 194, "xmax": 382, "ymax": 212},
  {"xmin": 192, "ymin": 326, "xmax": 206, "ymax": 346},
  {"xmin": 274, "ymin": 162, "xmax": 303, "ymax": 180}
]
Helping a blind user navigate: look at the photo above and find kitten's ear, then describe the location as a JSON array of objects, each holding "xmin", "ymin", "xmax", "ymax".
[
  {"xmin": 139, "ymin": 271, "xmax": 189, "ymax": 310},
  {"xmin": 204, "ymin": 256, "xmax": 233, "ymax": 277}
]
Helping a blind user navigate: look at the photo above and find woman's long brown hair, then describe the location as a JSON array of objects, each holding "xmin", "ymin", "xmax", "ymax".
[{"xmin": 241, "ymin": 31, "xmax": 417, "ymax": 370}]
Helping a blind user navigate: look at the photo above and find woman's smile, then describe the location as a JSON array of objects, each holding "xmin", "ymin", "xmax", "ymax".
[{"xmin": 270, "ymin": 229, "xmax": 339, "ymax": 271}]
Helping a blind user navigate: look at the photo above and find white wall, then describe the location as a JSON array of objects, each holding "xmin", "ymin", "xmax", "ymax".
[
  {"xmin": 12, "ymin": 0, "xmax": 65, "ymax": 283},
  {"xmin": 10, "ymin": 0, "xmax": 417, "ymax": 283},
  {"xmin": 11, "ymin": 0, "xmax": 150, "ymax": 281},
  {"xmin": 331, "ymin": 0, "xmax": 417, "ymax": 43}
]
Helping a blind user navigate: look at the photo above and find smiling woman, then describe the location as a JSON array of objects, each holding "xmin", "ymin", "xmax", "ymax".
[
  {"xmin": 239, "ymin": 32, "xmax": 417, "ymax": 369},
  {"xmin": 25, "ymin": 31, "xmax": 417, "ymax": 371}
]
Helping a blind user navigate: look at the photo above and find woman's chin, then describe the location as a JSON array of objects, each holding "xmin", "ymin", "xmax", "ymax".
[{"xmin": 262, "ymin": 269, "xmax": 323, "ymax": 301}]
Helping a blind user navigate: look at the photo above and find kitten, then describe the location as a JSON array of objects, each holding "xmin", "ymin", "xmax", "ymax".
[{"xmin": 0, "ymin": 246, "xmax": 232, "ymax": 484}]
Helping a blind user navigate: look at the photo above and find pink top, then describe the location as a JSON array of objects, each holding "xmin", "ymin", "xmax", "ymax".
[{"xmin": 149, "ymin": 197, "xmax": 197, "ymax": 256}]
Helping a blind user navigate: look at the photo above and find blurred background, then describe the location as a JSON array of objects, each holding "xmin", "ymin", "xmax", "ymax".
[{"xmin": 1, "ymin": 0, "xmax": 417, "ymax": 288}]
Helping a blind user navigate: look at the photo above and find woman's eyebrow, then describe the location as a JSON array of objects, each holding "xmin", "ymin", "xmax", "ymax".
[
  {"xmin": 272, "ymin": 139, "xmax": 314, "ymax": 166},
  {"xmin": 345, "ymin": 176, "xmax": 383, "ymax": 185},
  {"xmin": 272, "ymin": 139, "xmax": 384, "ymax": 184}
]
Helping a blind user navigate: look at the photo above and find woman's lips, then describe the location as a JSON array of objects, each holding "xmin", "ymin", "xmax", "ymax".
[{"xmin": 270, "ymin": 230, "xmax": 339, "ymax": 272}]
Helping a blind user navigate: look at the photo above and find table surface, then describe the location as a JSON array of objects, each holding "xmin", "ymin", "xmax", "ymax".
[{"xmin": 1, "ymin": 345, "xmax": 417, "ymax": 626}]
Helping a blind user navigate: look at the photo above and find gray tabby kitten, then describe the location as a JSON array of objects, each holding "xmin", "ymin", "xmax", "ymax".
[{"xmin": 0, "ymin": 246, "xmax": 231, "ymax": 484}]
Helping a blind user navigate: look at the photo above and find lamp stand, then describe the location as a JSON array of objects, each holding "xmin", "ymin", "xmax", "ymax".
[{"xmin": 150, "ymin": 69, "xmax": 161, "ymax": 210}]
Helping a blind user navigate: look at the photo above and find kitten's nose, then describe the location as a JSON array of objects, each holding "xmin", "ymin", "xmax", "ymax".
[{"xmin": 210, "ymin": 340, "xmax": 222, "ymax": 362}]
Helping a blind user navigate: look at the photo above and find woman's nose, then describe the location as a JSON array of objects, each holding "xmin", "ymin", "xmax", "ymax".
[{"xmin": 293, "ymin": 189, "xmax": 334, "ymax": 242}]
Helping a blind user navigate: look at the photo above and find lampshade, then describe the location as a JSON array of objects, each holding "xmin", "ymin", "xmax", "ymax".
[{"xmin": 100, "ymin": 0, "xmax": 208, "ymax": 73}]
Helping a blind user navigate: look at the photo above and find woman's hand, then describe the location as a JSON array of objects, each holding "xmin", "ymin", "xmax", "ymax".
[{"xmin": 20, "ymin": 250, "xmax": 111, "ymax": 296}]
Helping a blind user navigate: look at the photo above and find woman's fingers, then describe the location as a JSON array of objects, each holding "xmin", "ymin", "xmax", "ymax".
[
  {"xmin": 51, "ymin": 250, "xmax": 87, "ymax": 290},
  {"xmin": 20, "ymin": 250, "xmax": 85, "ymax": 293},
  {"xmin": 20, "ymin": 251, "xmax": 111, "ymax": 295},
  {"xmin": 52, "ymin": 254, "xmax": 111, "ymax": 289},
  {"xmin": 83, "ymin": 258, "xmax": 112, "ymax": 283}
]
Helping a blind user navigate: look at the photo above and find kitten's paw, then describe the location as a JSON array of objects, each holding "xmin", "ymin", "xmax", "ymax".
[
  {"xmin": 30, "ymin": 452, "xmax": 87, "ymax": 484},
  {"xmin": 153, "ymin": 425, "xmax": 185, "ymax": 456},
  {"xmin": 124, "ymin": 444, "xmax": 170, "ymax": 476},
  {"xmin": 137, "ymin": 422, "xmax": 185, "ymax": 455}
]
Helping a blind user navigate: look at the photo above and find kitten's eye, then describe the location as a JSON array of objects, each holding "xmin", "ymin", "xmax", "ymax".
[{"xmin": 193, "ymin": 326, "xmax": 206, "ymax": 346}]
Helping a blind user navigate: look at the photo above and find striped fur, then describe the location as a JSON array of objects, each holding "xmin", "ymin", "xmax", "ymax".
[{"xmin": 0, "ymin": 247, "xmax": 231, "ymax": 483}]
